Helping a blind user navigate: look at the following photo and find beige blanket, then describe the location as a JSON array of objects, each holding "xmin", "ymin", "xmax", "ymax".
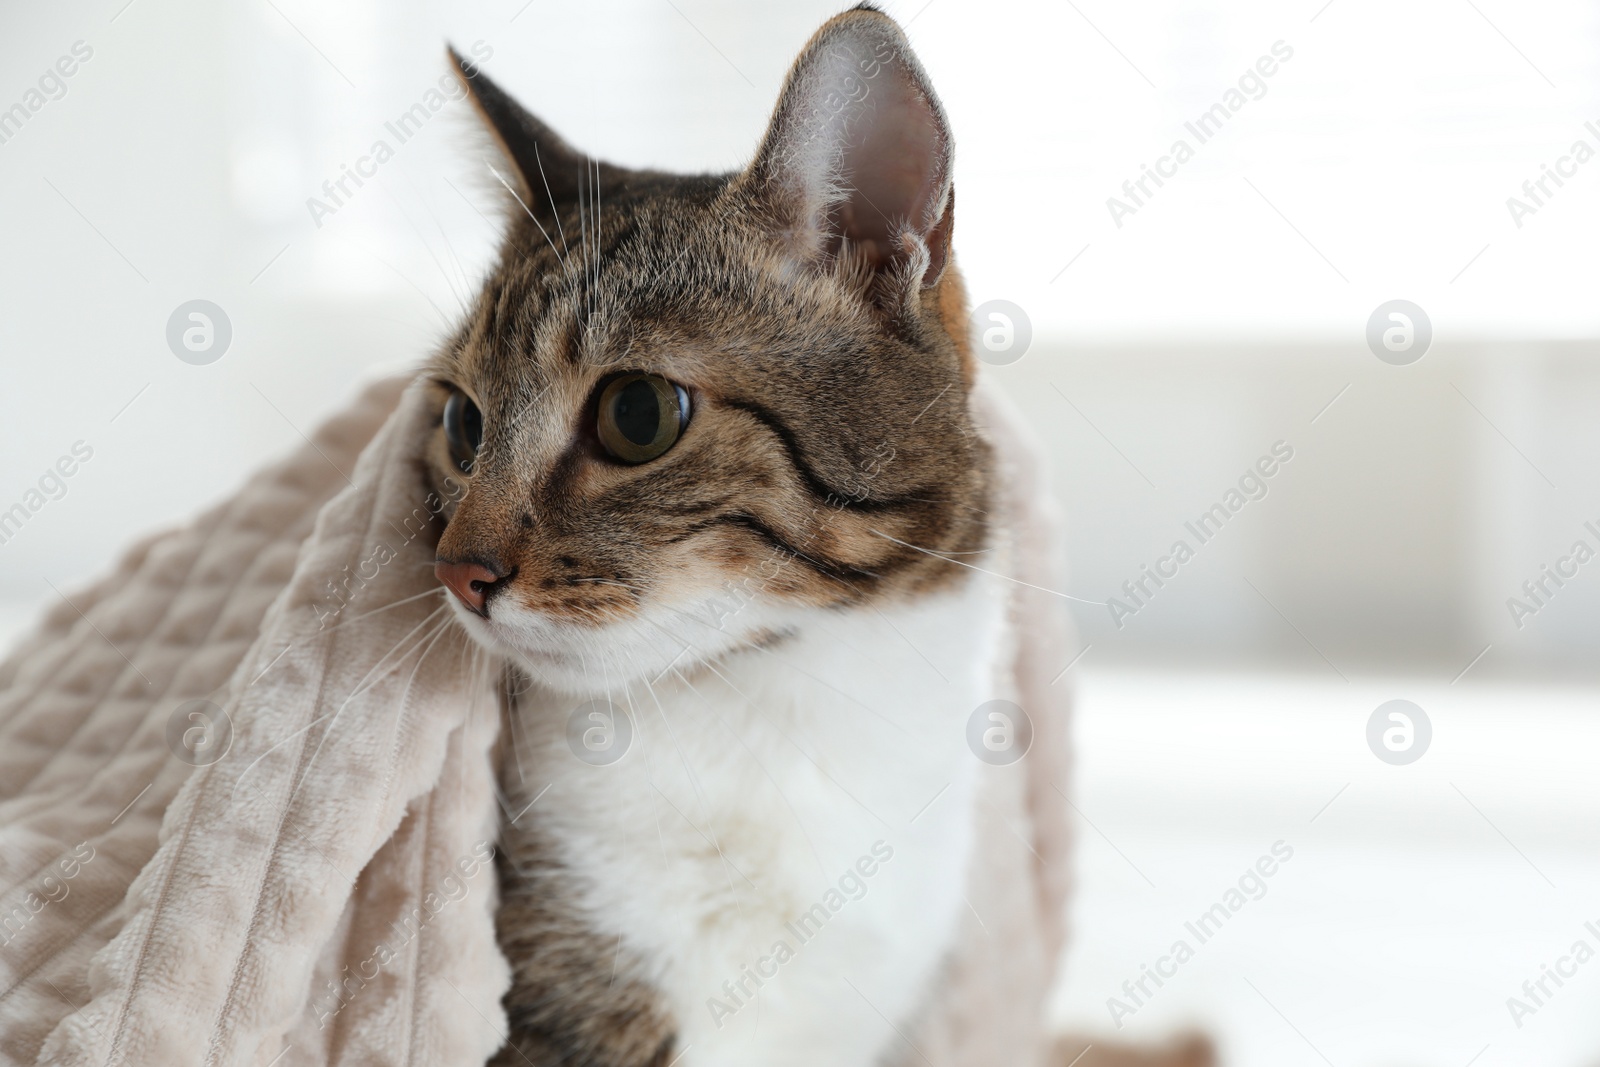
[{"xmin": 0, "ymin": 373, "xmax": 1074, "ymax": 1067}]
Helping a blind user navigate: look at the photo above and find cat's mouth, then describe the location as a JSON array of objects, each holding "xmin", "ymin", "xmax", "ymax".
[{"xmin": 439, "ymin": 581, "xmax": 774, "ymax": 697}]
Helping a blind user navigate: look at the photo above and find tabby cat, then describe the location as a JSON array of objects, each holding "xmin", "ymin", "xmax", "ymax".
[{"xmin": 424, "ymin": 7, "xmax": 1007, "ymax": 1064}]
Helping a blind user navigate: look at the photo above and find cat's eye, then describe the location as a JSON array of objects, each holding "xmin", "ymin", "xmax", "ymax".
[
  {"xmin": 595, "ymin": 373, "xmax": 691, "ymax": 464},
  {"xmin": 442, "ymin": 390, "xmax": 483, "ymax": 473}
]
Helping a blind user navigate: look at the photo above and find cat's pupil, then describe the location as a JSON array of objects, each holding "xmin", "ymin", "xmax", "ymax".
[{"xmin": 611, "ymin": 379, "xmax": 660, "ymax": 447}]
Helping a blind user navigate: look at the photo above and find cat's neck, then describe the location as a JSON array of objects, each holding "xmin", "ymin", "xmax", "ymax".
[{"xmin": 496, "ymin": 568, "xmax": 1008, "ymax": 1067}]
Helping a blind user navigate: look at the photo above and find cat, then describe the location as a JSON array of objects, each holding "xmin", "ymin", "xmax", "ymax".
[{"xmin": 422, "ymin": 6, "xmax": 1012, "ymax": 1065}]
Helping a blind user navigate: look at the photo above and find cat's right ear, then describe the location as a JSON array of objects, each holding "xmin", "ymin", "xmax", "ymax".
[
  {"xmin": 447, "ymin": 47, "xmax": 592, "ymax": 228},
  {"xmin": 736, "ymin": 8, "xmax": 955, "ymax": 302}
]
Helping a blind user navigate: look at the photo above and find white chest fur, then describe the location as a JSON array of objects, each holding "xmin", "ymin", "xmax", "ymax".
[{"xmin": 504, "ymin": 570, "xmax": 1007, "ymax": 1066}]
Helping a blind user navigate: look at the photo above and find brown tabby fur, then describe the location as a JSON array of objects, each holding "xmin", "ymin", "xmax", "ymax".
[{"xmin": 423, "ymin": 6, "xmax": 998, "ymax": 1064}]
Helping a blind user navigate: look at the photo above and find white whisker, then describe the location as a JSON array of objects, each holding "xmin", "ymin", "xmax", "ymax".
[
  {"xmin": 869, "ymin": 529, "xmax": 1101, "ymax": 604},
  {"xmin": 531, "ymin": 142, "xmax": 570, "ymax": 259},
  {"xmin": 312, "ymin": 586, "xmax": 447, "ymax": 637},
  {"xmin": 289, "ymin": 604, "xmax": 453, "ymax": 804},
  {"xmin": 486, "ymin": 160, "xmax": 570, "ymax": 274}
]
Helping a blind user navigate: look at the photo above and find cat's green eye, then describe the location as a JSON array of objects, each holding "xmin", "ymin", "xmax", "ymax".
[
  {"xmin": 443, "ymin": 390, "xmax": 483, "ymax": 473},
  {"xmin": 596, "ymin": 373, "xmax": 690, "ymax": 464}
]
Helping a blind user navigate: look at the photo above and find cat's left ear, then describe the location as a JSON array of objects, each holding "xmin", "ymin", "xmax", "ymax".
[
  {"xmin": 738, "ymin": 6, "xmax": 954, "ymax": 301},
  {"xmin": 447, "ymin": 46, "xmax": 605, "ymax": 231}
]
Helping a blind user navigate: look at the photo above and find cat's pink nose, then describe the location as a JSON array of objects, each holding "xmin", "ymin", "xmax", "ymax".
[{"xmin": 435, "ymin": 559, "xmax": 508, "ymax": 617}]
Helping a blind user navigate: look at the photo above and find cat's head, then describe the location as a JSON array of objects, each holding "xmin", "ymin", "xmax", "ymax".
[{"xmin": 426, "ymin": 5, "xmax": 991, "ymax": 695}]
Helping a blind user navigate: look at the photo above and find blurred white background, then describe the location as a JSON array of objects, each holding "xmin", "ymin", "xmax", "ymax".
[{"xmin": 2, "ymin": 0, "xmax": 1599, "ymax": 1064}]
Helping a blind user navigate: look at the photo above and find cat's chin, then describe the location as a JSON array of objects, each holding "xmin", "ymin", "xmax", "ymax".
[{"xmin": 443, "ymin": 593, "xmax": 775, "ymax": 698}]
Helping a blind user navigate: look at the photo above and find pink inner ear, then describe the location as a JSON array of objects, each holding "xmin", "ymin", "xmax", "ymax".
[
  {"xmin": 833, "ymin": 81, "xmax": 947, "ymax": 273},
  {"xmin": 745, "ymin": 11, "xmax": 955, "ymax": 286}
]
